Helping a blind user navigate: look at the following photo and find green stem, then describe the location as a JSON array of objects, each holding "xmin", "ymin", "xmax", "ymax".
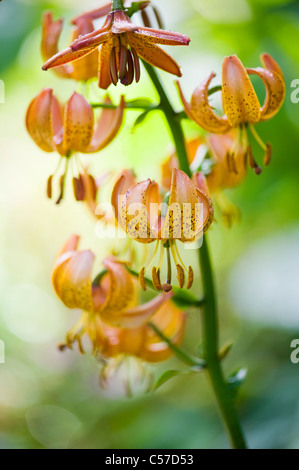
[
  {"xmin": 91, "ymin": 103, "xmax": 160, "ymax": 111},
  {"xmin": 149, "ymin": 322, "xmax": 205, "ymax": 369},
  {"xmin": 144, "ymin": 63, "xmax": 247, "ymax": 449},
  {"xmin": 112, "ymin": 0, "xmax": 125, "ymax": 10},
  {"xmin": 199, "ymin": 237, "xmax": 247, "ymax": 449}
]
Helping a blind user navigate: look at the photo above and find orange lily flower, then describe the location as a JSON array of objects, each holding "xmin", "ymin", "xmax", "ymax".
[
  {"xmin": 178, "ymin": 54, "xmax": 285, "ymax": 174},
  {"xmin": 26, "ymin": 89, "xmax": 124, "ymax": 203},
  {"xmin": 92, "ymin": 298, "xmax": 185, "ymax": 362},
  {"xmin": 206, "ymin": 131, "xmax": 247, "ymax": 192},
  {"xmin": 41, "ymin": 12, "xmax": 99, "ymax": 81},
  {"xmin": 112, "ymin": 168, "xmax": 214, "ymax": 291},
  {"xmin": 53, "ymin": 235, "xmax": 173, "ymax": 353},
  {"xmin": 42, "ymin": 9, "xmax": 190, "ymax": 89}
]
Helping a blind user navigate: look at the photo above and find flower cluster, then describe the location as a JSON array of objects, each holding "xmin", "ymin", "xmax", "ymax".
[{"xmin": 25, "ymin": 0, "xmax": 285, "ymax": 394}]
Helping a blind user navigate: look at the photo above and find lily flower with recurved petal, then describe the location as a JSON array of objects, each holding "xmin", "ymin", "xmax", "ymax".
[
  {"xmin": 41, "ymin": 12, "xmax": 99, "ymax": 81},
  {"xmin": 53, "ymin": 235, "xmax": 173, "ymax": 354},
  {"xmin": 112, "ymin": 168, "xmax": 214, "ymax": 292},
  {"xmin": 162, "ymin": 133, "xmax": 246, "ymax": 226},
  {"xmin": 26, "ymin": 89, "xmax": 124, "ymax": 203},
  {"xmin": 177, "ymin": 54, "xmax": 285, "ymax": 174},
  {"xmin": 42, "ymin": 8, "xmax": 190, "ymax": 89}
]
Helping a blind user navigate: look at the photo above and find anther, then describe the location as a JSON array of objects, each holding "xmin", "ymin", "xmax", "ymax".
[
  {"xmin": 176, "ymin": 264, "xmax": 185, "ymax": 288},
  {"xmin": 247, "ymin": 146, "xmax": 262, "ymax": 175},
  {"xmin": 152, "ymin": 267, "xmax": 162, "ymax": 290},
  {"xmin": 109, "ymin": 47, "xmax": 118, "ymax": 86},
  {"xmin": 186, "ymin": 266, "xmax": 194, "ymax": 290},
  {"xmin": 131, "ymin": 48, "xmax": 140, "ymax": 83},
  {"xmin": 47, "ymin": 175, "xmax": 53, "ymax": 199},
  {"xmin": 119, "ymin": 45, "xmax": 128, "ymax": 80},
  {"xmin": 139, "ymin": 266, "xmax": 147, "ymax": 291},
  {"xmin": 56, "ymin": 174, "xmax": 65, "ymax": 205},
  {"xmin": 264, "ymin": 143, "xmax": 272, "ymax": 166},
  {"xmin": 73, "ymin": 175, "xmax": 85, "ymax": 201},
  {"xmin": 226, "ymin": 152, "xmax": 238, "ymax": 174}
]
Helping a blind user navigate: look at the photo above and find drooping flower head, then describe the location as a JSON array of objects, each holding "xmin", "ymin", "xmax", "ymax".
[
  {"xmin": 112, "ymin": 168, "xmax": 214, "ymax": 291},
  {"xmin": 53, "ymin": 235, "xmax": 175, "ymax": 354},
  {"xmin": 178, "ymin": 54, "xmax": 285, "ymax": 174},
  {"xmin": 42, "ymin": 7, "xmax": 190, "ymax": 89},
  {"xmin": 26, "ymin": 89, "xmax": 124, "ymax": 203}
]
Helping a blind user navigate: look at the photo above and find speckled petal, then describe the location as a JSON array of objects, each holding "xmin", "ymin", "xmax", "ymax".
[
  {"xmin": 141, "ymin": 300, "xmax": 186, "ymax": 362},
  {"xmin": 111, "ymin": 169, "xmax": 136, "ymax": 227},
  {"xmin": 52, "ymin": 236, "xmax": 95, "ymax": 312},
  {"xmin": 128, "ymin": 34, "xmax": 182, "ymax": 76},
  {"xmin": 98, "ymin": 39, "xmax": 113, "ymax": 89},
  {"xmin": 26, "ymin": 88, "xmax": 58, "ymax": 152},
  {"xmin": 222, "ymin": 55, "xmax": 261, "ymax": 126},
  {"xmin": 190, "ymin": 73, "xmax": 230, "ymax": 133},
  {"xmin": 133, "ymin": 27, "xmax": 190, "ymax": 46},
  {"xmin": 63, "ymin": 92, "xmax": 94, "ymax": 153},
  {"xmin": 247, "ymin": 54, "xmax": 285, "ymax": 121},
  {"xmin": 97, "ymin": 258, "xmax": 136, "ymax": 321},
  {"xmin": 102, "ymin": 292, "xmax": 173, "ymax": 329},
  {"xmin": 70, "ymin": 18, "xmax": 99, "ymax": 81},
  {"xmin": 87, "ymin": 96, "xmax": 125, "ymax": 152}
]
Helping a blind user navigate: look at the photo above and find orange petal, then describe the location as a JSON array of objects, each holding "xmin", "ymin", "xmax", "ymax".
[
  {"xmin": 192, "ymin": 172, "xmax": 210, "ymax": 195},
  {"xmin": 63, "ymin": 92, "xmax": 94, "ymax": 153},
  {"xmin": 57, "ymin": 234, "xmax": 80, "ymax": 257},
  {"xmin": 52, "ymin": 239, "xmax": 95, "ymax": 312},
  {"xmin": 206, "ymin": 131, "xmax": 246, "ymax": 190},
  {"xmin": 133, "ymin": 28, "xmax": 190, "ymax": 46},
  {"xmin": 100, "ymin": 298, "xmax": 185, "ymax": 361},
  {"xmin": 41, "ymin": 12, "xmax": 73, "ymax": 78},
  {"xmin": 260, "ymin": 53, "xmax": 284, "ymax": 78},
  {"xmin": 247, "ymin": 55, "xmax": 285, "ymax": 121},
  {"xmin": 111, "ymin": 169, "xmax": 136, "ymax": 226},
  {"xmin": 96, "ymin": 257, "xmax": 136, "ymax": 320},
  {"xmin": 42, "ymin": 45, "xmax": 100, "ymax": 71},
  {"xmin": 164, "ymin": 169, "xmax": 199, "ymax": 242},
  {"xmin": 71, "ymin": 3, "xmax": 112, "ymax": 24},
  {"xmin": 142, "ymin": 300, "xmax": 186, "ymax": 362},
  {"xmin": 87, "ymin": 96, "xmax": 125, "ymax": 152},
  {"xmin": 26, "ymin": 88, "xmax": 58, "ymax": 152},
  {"xmin": 70, "ymin": 14, "xmax": 113, "ymax": 52},
  {"xmin": 128, "ymin": 34, "xmax": 182, "ymax": 77},
  {"xmin": 102, "ymin": 292, "xmax": 173, "ymax": 329},
  {"xmin": 222, "ymin": 55, "xmax": 261, "ymax": 126},
  {"xmin": 98, "ymin": 39, "xmax": 113, "ymax": 89},
  {"xmin": 163, "ymin": 169, "xmax": 213, "ymax": 242},
  {"xmin": 190, "ymin": 73, "xmax": 230, "ymax": 133},
  {"xmin": 123, "ymin": 179, "xmax": 157, "ymax": 242},
  {"xmin": 176, "ymin": 81, "xmax": 196, "ymax": 121},
  {"xmin": 112, "ymin": 10, "xmax": 139, "ymax": 34},
  {"xmin": 70, "ymin": 18, "xmax": 99, "ymax": 81}
]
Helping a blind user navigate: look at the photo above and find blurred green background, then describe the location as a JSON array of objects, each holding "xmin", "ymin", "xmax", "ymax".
[{"xmin": 0, "ymin": 0, "xmax": 299, "ymax": 449}]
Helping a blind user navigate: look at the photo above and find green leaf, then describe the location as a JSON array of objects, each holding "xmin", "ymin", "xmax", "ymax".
[
  {"xmin": 132, "ymin": 110, "xmax": 150, "ymax": 131},
  {"xmin": 127, "ymin": 98, "xmax": 153, "ymax": 108},
  {"xmin": 154, "ymin": 370, "xmax": 182, "ymax": 391},
  {"xmin": 154, "ymin": 366, "xmax": 204, "ymax": 391},
  {"xmin": 227, "ymin": 368, "xmax": 247, "ymax": 400},
  {"xmin": 218, "ymin": 341, "xmax": 233, "ymax": 361}
]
